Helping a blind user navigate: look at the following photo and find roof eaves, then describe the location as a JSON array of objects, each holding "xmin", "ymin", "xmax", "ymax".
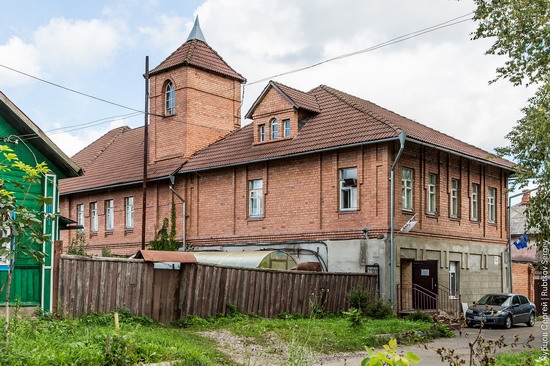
[{"xmin": 0, "ymin": 92, "xmax": 81, "ymax": 177}]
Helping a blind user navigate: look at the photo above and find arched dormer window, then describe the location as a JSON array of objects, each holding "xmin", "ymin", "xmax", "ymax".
[
  {"xmin": 164, "ymin": 80, "xmax": 175, "ymax": 116},
  {"xmin": 270, "ymin": 118, "xmax": 278, "ymax": 140}
]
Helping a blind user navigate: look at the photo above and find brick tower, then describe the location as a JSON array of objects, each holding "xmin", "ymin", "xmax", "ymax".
[{"xmin": 148, "ymin": 17, "xmax": 246, "ymax": 163}]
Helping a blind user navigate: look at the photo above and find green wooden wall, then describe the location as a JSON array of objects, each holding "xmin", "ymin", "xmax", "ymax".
[{"xmin": 0, "ymin": 116, "xmax": 65, "ymax": 311}]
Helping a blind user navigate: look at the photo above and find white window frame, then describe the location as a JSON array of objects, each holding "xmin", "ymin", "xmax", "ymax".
[
  {"xmin": 427, "ymin": 173, "xmax": 437, "ymax": 214},
  {"xmin": 488, "ymin": 187, "xmax": 496, "ymax": 224},
  {"xmin": 125, "ymin": 196, "xmax": 134, "ymax": 229},
  {"xmin": 449, "ymin": 261, "xmax": 459, "ymax": 298},
  {"xmin": 249, "ymin": 179, "xmax": 263, "ymax": 218},
  {"xmin": 0, "ymin": 212, "xmax": 14, "ymax": 269},
  {"xmin": 339, "ymin": 167, "xmax": 358, "ymax": 211},
  {"xmin": 105, "ymin": 199, "xmax": 114, "ymax": 231},
  {"xmin": 283, "ymin": 119, "xmax": 290, "ymax": 138},
  {"xmin": 270, "ymin": 118, "xmax": 278, "ymax": 140},
  {"xmin": 90, "ymin": 202, "xmax": 98, "ymax": 232},
  {"xmin": 77, "ymin": 204, "xmax": 85, "ymax": 228},
  {"xmin": 259, "ymin": 124, "xmax": 266, "ymax": 142},
  {"xmin": 402, "ymin": 168, "xmax": 413, "ymax": 211},
  {"xmin": 450, "ymin": 179, "xmax": 459, "ymax": 218},
  {"xmin": 165, "ymin": 80, "xmax": 175, "ymax": 116},
  {"xmin": 471, "ymin": 184, "xmax": 479, "ymax": 221}
]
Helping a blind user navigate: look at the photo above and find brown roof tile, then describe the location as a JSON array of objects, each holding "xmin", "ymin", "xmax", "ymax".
[
  {"xmin": 183, "ymin": 84, "xmax": 513, "ymax": 172},
  {"xmin": 149, "ymin": 39, "xmax": 246, "ymax": 82},
  {"xmin": 61, "ymin": 82, "xmax": 513, "ymax": 194},
  {"xmin": 59, "ymin": 126, "xmax": 184, "ymax": 194}
]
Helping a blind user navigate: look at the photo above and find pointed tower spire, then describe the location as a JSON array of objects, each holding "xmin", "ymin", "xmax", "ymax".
[{"xmin": 187, "ymin": 16, "xmax": 206, "ymax": 42}]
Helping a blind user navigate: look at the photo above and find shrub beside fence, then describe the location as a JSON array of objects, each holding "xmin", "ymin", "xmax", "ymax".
[{"xmin": 58, "ymin": 254, "xmax": 376, "ymax": 322}]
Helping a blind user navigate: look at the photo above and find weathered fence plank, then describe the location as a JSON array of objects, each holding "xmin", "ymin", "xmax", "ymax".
[{"xmin": 59, "ymin": 254, "xmax": 376, "ymax": 322}]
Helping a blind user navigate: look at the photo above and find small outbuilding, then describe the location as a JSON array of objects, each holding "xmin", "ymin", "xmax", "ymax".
[{"xmin": 193, "ymin": 250, "xmax": 297, "ymax": 270}]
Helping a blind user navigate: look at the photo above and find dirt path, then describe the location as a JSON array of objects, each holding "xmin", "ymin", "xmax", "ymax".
[{"xmin": 201, "ymin": 324, "xmax": 543, "ymax": 366}]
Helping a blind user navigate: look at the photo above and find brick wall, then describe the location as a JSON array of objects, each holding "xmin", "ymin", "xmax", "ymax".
[{"xmin": 512, "ymin": 262, "xmax": 535, "ymax": 300}]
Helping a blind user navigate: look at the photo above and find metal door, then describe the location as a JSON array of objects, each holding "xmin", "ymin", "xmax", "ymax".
[{"xmin": 412, "ymin": 260, "xmax": 438, "ymax": 310}]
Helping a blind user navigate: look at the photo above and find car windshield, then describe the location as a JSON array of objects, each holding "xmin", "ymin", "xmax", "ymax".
[{"xmin": 477, "ymin": 295, "xmax": 511, "ymax": 306}]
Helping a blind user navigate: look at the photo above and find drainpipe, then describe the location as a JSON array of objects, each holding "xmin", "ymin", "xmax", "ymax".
[
  {"xmin": 389, "ymin": 131, "xmax": 406, "ymax": 305},
  {"xmin": 507, "ymin": 185, "xmax": 538, "ymax": 293},
  {"xmin": 169, "ymin": 174, "xmax": 186, "ymax": 250}
]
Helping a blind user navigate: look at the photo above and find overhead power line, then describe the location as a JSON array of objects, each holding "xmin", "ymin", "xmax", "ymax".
[{"xmin": 0, "ymin": 11, "xmax": 474, "ymax": 136}]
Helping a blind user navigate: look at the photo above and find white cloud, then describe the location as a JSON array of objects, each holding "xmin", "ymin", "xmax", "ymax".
[
  {"xmin": 48, "ymin": 119, "xmax": 127, "ymax": 157},
  {"xmin": 0, "ymin": 37, "xmax": 42, "ymax": 87},
  {"xmin": 138, "ymin": 14, "xmax": 191, "ymax": 55},
  {"xmin": 33, "ymin": 18, "xmax": 123, "ymax": 72}
]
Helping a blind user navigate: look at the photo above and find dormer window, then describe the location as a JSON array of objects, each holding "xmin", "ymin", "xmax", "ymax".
[
  {"xmin": 259, "ymin": 124, "xmax": 266, "ymax": 142},
  {"xmin": 283, "ymin": 119, "xmax": 290, "ymax": 138},
  {"xmin": 165, "ymin": 80, "xmax": 175, "ymax": 116},
  {"xmin": 270, "ymin": 118, "xmax": 278, "ymax": 140}
]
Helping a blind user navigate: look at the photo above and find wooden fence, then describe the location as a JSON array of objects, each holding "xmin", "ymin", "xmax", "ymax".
[{"xmin": 58, "ymin": 254, "xmax": 376, "ymax": 322}]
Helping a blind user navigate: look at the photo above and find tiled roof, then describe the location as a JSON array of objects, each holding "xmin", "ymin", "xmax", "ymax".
[
  {"xmin": 149, "ymin": 39, "xmax": 246, "ymax": 82},
  {"xmin": 60, "ymin": 82, "xmax": 514, "ymax": 194},
  {"xmin": 245, "ymin": 81, "xmax": 320, "ymax": 118},
  {"xmin": 181, "ymin": 84, "xmax": 514, "ymax": 172},
  {"xmin": 59, "ymin": 126, "xmax": 184, "ymax": 194}
]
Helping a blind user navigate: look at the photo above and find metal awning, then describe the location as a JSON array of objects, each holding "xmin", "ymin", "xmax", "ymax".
[
  {"xmin": 135, "ymin": 250, "xmax": 197, "ymax": 263},
  {"xmin": 59, "ymin": 216, "xmax": 83, "ymax": 231}
]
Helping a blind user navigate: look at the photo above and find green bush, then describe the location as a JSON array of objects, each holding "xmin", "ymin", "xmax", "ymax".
[
  {"xmin": 404, "ymin": 310, "xmax": 434, "ymax": 323},
  {"xmin": 343, "ymin": 307, "xmax": 363, "ymax": 327},
  {"xmin": 346, "ymin": 288, "xmax": 394, "ymax": 319}
]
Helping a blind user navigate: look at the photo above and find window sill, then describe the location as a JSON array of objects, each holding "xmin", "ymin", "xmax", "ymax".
[
  {"xmin": 338, "ymin": 209, "xmax": 358, "ymax": 214},
  {"xmin": 90, "ymin": 232, "xmax": 98, "ymax": 237},
  {"xmin": 105, "ymin": 230, "xmax": 113, "ymax": 236},
  {"xmin": 488, "ymin": 222, "xmax": 497, "ymax": 227},
  {"xmin": 402, "ymin": 209, "xmax": 415, "ymax": 215},
  {"xmin": 449, "ymin": 216, "xmax": 461, "ymax": 222},
  {"xmin": 125, "ymin": 228, "xmax": 134, "ymax": 235},
  {"xmin": 425, "ymin": 213, "xmax": 438, "ymax": 219},
  {"xmin": 247, "ymin": 216, "xmax": 264, "ymax": 221},
  {"xmin": 470, "ymin": 219, "xmax": 480, "ymax": 224}
]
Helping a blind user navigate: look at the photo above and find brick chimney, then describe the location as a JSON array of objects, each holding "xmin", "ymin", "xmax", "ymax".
[{"xmin": 521, "ymin": 189, "xmax": 531, "ymax": 205}]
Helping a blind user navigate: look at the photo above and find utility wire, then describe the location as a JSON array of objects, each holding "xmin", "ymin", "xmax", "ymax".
[
  {"xmin": 1, "ymin": 11, "xmax": 473, "ymax": 137},
  {"xmin": 247, "ymin": 12, "xmax": 473, "ymax": 85}
]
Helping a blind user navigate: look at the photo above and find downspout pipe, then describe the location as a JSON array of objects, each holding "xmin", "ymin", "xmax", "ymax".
[
  {"xmin": 169, "ymin": 174, "xmax": 186, "ymax": 250},
  {"xmin": 389, "ymin": 131, "xmax": 406, "ymax": 305},
  {"xmin": 507, "ymin": 185, "xmax": 538, "ymax": 293}
]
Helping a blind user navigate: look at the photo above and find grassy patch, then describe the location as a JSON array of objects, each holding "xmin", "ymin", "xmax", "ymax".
[
  {"xmin": 1, "ymin": 314, "xmax": 235, "ymax": 366},
  {"xmin": 494, "ymin": 349, "xmax": 543, "ymax": 366},
  {"xmin": 179, "ymin": 314, "xmax": 445, "ymax": 353}
]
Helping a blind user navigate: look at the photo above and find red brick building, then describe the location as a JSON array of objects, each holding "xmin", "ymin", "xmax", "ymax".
[{"xmin": 59, "ymin": 19, "xmax": 515, "ymax": 305}]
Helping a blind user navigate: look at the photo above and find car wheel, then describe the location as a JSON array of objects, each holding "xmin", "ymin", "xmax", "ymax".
[
  {"xmin": 504, "ymin": 315, "xmax": 512, "ymax": 329},
  {"xmin": 527, "ymin": 313, "xmax": 535, "ymax": 327}
]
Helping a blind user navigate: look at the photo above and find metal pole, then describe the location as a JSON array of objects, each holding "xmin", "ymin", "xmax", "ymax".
[
  {"xmin": 389, "ymin": 131, "xmax": 406, "ymax": 305},
  {"xmin": 141, "ymin": 56, "xmax": 149, "ymax": 250}
]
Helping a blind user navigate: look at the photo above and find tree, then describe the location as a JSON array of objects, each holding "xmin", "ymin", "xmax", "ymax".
[
  {"xmin": 0, "ymin": 144, "xmax": 50, "ymax": 350},
  {"xmin": 473, "ymin": 0, "xmax": 549, "ymax": 246}
]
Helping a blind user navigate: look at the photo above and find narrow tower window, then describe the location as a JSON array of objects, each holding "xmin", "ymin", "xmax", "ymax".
[{"xmin": 165, "ymin": 81, "xmax": 175, "ymax": 116}]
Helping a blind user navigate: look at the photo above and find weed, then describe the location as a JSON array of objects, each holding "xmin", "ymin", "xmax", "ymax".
[
  {"xmin": 345, "ymin": 288, "xmax": 393, "ymax": 319},
  {"xmin": 101, "ymin": 245, "xmax": 112, "ymax": 257},
  {"xmin": 404, "ymin": 310, "xmax": 435, "ymax": 323},
  {"xmin": 67, "ymin": 232, "xmax": 88, "ymax": 256},
  {"xmin": 343, "ymin": 308, "xmax": 363, "ymax": 327}
]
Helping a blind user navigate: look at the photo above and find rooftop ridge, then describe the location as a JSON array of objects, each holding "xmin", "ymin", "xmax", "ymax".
[
  {"xmin": 317, "ymin": 85, "xmax": 401, "ymax": 134},
  {"xmin": 79, "ymin": 126, "xmax": 130, "ymax": 168}
]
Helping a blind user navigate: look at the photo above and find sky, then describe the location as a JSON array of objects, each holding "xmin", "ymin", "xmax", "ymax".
[{"xmin": 0, "ymin": 0, "xmax": 535, "ymax": 170}]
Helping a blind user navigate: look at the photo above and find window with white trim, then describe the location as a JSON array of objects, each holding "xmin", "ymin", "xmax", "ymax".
[
  {"xmin": 259, "ymin": 124, "xmax": 266, "ymax": 142},
  {"xmin": 249, "ymin": 179, "xmax": 263, "ymax": 217},
  {"xmin": 450, "ymin": 179, "xmax": 460, "ymax": 218},
  {"xmin": 449, "ymin": 261, "xmax": 459, "ymax": 298},
  {"xmin": 105, "ymin": 199, "xmax": 114, "ymax": 231},
  {"xmin": 471, "ymin": 183, "xmax": 479, "ymax": 221},
  {"xmin": 77, "ymin": 204, "xmax": 85, "ymax": 228},
  {"xmin": 270, "ymin": 118, "xmax": 278, "ymax": 140},
  {"xmin": 165, "ymin": 80, "xmax": 175, "ymax": 116},
  {"xmin": 339, "ymin": 167, "xmax": 358, "ymax": 211},
  {"xmin": 90, "ymin": 202, "xmax": 98, "ymax": 232},
  {"xmin": 125, "ymin": 196, "xmax": 134, "ymax": 229},
  {"xmin": 427, "ymin": 173, "xmax": 437, "ymax": 214},
  {"xmin": 283, "ymin": 119, "xmax": 290, "ymax": 138},
  {"xmin": 0, "ymin": 212, "xmax": 14, "ymax": 269},
  {"xmin": 402, "ymin": 168, "xmax": 413, "ymax": 210},
  {"xmin": 488, "ymin": 187, "xmax": 496, "ymax": 224}
]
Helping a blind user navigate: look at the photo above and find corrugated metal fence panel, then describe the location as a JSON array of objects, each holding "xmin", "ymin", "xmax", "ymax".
[{"xmin": 59, "ymin": 255, "xmax": 376, "ymax": 322}]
